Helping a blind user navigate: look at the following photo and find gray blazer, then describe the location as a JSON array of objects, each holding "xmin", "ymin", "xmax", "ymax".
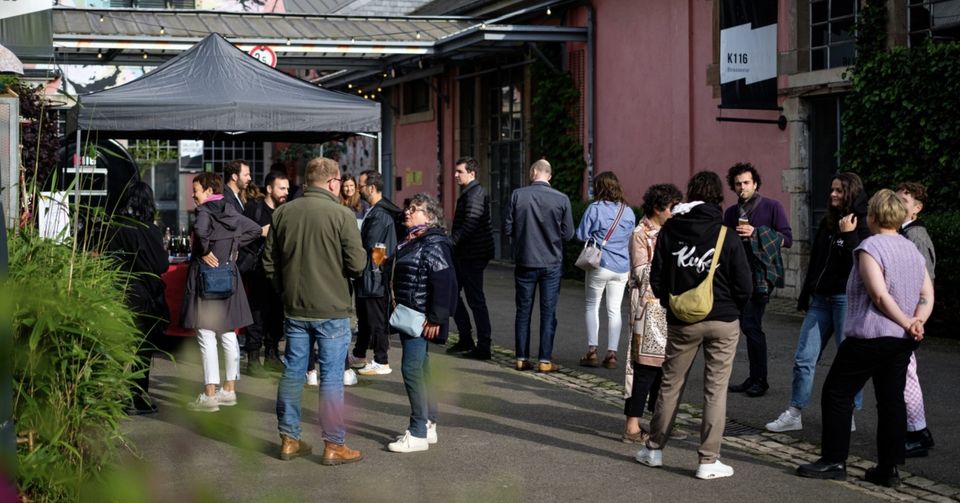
[{"xmin": 505, "ymin": 181, "xmax": 574, "ymax": 268}]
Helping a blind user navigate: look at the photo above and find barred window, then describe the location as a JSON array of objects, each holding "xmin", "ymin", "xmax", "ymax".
[
  {"xmin": 909, "ymin": 0, "xmax": 960, "ymax": 46},
  {"xmin": 810, "ymin": 0, "xmax": 858, "ymax": 70}
]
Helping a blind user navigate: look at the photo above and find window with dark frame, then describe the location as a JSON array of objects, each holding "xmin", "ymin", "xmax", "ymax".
[
  {"xmin": 908, "ymin": 0, "xmax": 960, "ymax": 46},
  {"xmin": 401, "ymin": 79, "xmax": 432, "ymax": 116},
  {"xmin": 809, "ymin": 0, "xmax": 858, "ymax": 71}
]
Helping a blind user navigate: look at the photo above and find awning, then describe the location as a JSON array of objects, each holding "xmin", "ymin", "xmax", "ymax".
[{"xmin": 41, "ymin": 7, "xmax": 586, "ymax": 77}]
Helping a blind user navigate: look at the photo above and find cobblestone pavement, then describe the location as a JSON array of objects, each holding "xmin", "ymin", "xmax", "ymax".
[{"xmin": 451, "ymin": 334, "xmax": 960, "ymax": 502}]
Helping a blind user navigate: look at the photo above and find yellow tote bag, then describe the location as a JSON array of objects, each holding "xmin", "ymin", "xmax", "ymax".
[{"xmin": 668, "ymin": 226, "xmax": 727, "ymax": 323}]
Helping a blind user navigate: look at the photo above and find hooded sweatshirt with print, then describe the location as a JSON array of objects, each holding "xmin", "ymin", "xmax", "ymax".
[{"xmin": 650, "ymin": 202, "xmax": 753, "ymax": 325}]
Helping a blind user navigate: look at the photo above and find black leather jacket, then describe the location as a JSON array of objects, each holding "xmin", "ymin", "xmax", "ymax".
[{"xmin": 390, "ymin": 228, "xmax": 458, "ymax": 326}]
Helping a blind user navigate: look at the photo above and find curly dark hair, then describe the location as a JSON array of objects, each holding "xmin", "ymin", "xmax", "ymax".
[
  {"xmin": 642, "ymin": 183, "xmax": 683, "ymax": 218},
  {"xmin": 121, "ymin": 181, "xmax": 157, "ymax": 223},
  {"xmin": 726, "ymin": 162, "xmax": 761, "ymax": 191},
  {"xmin": 687, "ymin": 171, "xmax": 724, "ymax": 205}
]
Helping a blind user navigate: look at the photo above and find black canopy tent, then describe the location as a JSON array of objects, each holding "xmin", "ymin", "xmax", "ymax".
[{"xmin": 76, "ymin": 33, "xmax": 380, "ymax": 142}]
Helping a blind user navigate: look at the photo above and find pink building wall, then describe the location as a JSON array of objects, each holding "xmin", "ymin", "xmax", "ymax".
[
  {"xmin": 589, "ymin": 0, "xmax": 790, "ymax": 211},
  {"xmin": 390, "ymin": 0, "xmax": 792, "ymax": 220}
]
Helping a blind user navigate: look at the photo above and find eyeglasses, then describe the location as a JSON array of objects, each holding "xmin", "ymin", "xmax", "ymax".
[
  {"xmin": 330, "ymin": 178, "xmax": 342, "ymax": 183},
  {"xmin": 404, "ymin": 206, "xmax": 427, "ymax": 214}
]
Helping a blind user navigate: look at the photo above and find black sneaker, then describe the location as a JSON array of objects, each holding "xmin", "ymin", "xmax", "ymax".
[
  {"xmin": 864, "ymin": 466, "xmax": 900, "ymax": 488},
  {"xmin": 462, "ymin": 349, "xmax": 492, "ymax": 361},
  {"xmin": 728, "ymin": 377, "xmax": 754, "ymax": 393},
  {"xmin": 446, "ymin": 341, "xmax": 475, "ymax": 354},
  {"xmin": 745, "ymin": 379, "xmax": 769, "ymax": 397}
]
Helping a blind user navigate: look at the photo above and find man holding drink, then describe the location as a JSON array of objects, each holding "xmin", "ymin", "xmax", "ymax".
[
  {"xmin": 353, "ymin": 170, "xmax": 404, "ymax": 376},
  {"xmin": 722, "ymin": 163, "xmax": 792, "ymax": 398}
]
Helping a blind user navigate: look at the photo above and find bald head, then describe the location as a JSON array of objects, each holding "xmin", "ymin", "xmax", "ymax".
[{"xmin": 530, "ymin": 159, "xmax": 552, "ymax": 183}]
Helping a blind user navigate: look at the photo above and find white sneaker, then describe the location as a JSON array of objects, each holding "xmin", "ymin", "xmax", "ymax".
[
  {"xmin": 216, "ymin": 389, "xmax": 237, "ymax": 407},
  {"xmin": 388, "ymin": 430, "xmax": 429, "ymax": 453},
  {"xmin": 635, "ymin": 446, "xmax": 663, "ymax": 467},
  {"xmin": 357, "ymin": 362, "xmax": 392, "ymax": 376},
  {"xmin": 427, "ymin": 421, "xmax": 437, "ymax": 444},
  {"xmin": 696, "ymin": 460, "xmax": 734, "ymax": 480},
  {"xmin": 343, "ymin": 369, "xmax": 358, "ymax": 386},
  {"xmin": 187, "ymin": 393, "xmax": 219, "ymax": 412},
  {"xmin": 306, "ymin": 370, "xmax": 319, "ymax": 386},
  {"xmin": 766, "ymin": 408, "xmax": 802, "ymax": 432}
]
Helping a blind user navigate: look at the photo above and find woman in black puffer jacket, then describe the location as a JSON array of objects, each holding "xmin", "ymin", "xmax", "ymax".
[{"xmin": 387, "ymin": 193, "xmax": 458, "ymax": 454}]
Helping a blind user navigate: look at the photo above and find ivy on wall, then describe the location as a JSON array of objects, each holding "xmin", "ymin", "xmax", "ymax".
[
  {"xmin": 840, "ymin": 0, "xmax": 960, "ymax": 334},
  {"xmin": 529, "ymin": 46, "xmax": 585, "ymax": 202}
]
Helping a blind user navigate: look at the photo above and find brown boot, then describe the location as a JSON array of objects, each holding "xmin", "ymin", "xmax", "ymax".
[
  {"xmin": 321, "ymin": 440, "xmax": 363, "ymax": 466},
  {"xmin": 279, "ymin": 433, "xmax": 312, "ymax": 461}
]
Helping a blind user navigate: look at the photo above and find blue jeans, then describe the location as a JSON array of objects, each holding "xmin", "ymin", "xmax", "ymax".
[
  {"xmin": 514, "ymin": 266, "xmax": 562, "ymax": 362},
  {"xmin": 277, "ymin": 318, "xmax": 350, "ymax": 444},
  {"xmin": 400, "ymin": 334, "xmax": 438, "ymax": 438},
  {"xmin": 791, "ymin": 294, "xmax": 862, "ymax": 410}
]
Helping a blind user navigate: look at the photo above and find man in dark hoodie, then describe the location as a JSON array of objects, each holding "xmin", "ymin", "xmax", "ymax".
[
  {"xmin": 353, "ymin": 169, "xmax": 403, "ymax": 377},
  {"xmin": 636, "ymin": 171, "xmax": 752, "ymax": 480}
]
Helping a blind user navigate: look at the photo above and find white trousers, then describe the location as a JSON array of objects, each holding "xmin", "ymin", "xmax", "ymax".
[
  {"xmin": 197, "ymin": 328, "xmax": 240, "ymax": 386},
  {"xmin": 584, "ymin": 267, "xmax": 629, "ymax": 351}
]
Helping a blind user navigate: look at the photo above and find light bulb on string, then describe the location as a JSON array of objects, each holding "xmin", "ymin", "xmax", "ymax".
[
  {"xmin": 348, "ymin": 83, "xmax": 353, "ymax": 89},
  {"xmin": 160, "ymin": 26, "xmax": 165, "ymax": 35},
  {"xmin": 546, "ymin": 7, "xmax": 551, "ymax": 15},
  {"xmin": 99, "ymin": 14, "xmax": 104, "ymax": 22},
  {"xmin": 142, "ymin": 52, "xmax": 148, "ymax": 60},
  {"xmin": 96, "ymin": 49, "xmax": 102, "ymax": 59},
  {"xmin": 416, "ymin": 31, "xmax": 421, "ymax": 40}
]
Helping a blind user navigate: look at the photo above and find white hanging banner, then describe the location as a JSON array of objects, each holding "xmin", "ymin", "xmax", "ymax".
[{"xmin": 0, "ymin": 0, "xmax": 53, "ymax": 21}]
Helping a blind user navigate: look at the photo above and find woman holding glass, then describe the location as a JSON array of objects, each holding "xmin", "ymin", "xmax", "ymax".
[{"xmin": 386, "ymin": 193, "xmax": 458, "ymax": 453}]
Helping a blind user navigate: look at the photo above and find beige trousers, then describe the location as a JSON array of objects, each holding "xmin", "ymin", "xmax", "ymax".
[{"xmin": 647, "ymin": 320, "xmax": 739, "ymax": 464}]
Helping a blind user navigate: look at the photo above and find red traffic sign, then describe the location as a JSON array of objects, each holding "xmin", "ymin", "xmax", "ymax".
[{"xmin": 248, "ymin": 45, "xmax": 277, "ymax": 68}]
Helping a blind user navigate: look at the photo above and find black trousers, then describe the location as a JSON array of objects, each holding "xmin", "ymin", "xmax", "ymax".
[
  {"xmin": 624, "ymin": 363, "xmax": 663, "ymax": 417},
  {"xmin": 820, "ymin": 336, "xmax": 916, "ymax": 467},
  {"xmin": 244, "ymin": 270, "xmax": 283, "ymax": 355},
  {"xmin": 452, "ymin": 259, "xmax": 492, "ymax": 351},
  {"xmin": 740, "ymin": 293, "xmax": 769, "ymax": 381},
  {"xmin": 356, "ymin": 295, "xmax": 390, "ymax": 364}
]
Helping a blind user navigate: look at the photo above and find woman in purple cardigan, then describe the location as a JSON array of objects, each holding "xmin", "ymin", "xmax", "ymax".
[{"xmin": 797, "ymin": 189, "xmax": 934, "ymax": 488}]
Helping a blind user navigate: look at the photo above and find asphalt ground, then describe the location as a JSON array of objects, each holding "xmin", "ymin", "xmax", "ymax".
[{"xmin": 120, "ymin": 263, "xmax": 960, "ymax": 502}]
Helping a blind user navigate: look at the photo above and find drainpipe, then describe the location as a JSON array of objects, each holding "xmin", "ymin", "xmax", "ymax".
[{"xmin": 586, "ymin": 3, "xmax": 596, "ymax": 200}]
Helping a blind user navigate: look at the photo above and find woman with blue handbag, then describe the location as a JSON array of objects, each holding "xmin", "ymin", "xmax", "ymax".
[
  {"xmin": 182, "ymin": 172, "xmax": 262, "ymax": 412},
  {"xmin": 386, "ymin": 193, "xmax": 458, "ymax": 453}
]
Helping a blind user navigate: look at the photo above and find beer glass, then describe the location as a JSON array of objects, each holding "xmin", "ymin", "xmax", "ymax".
[{"xmin": 372, "ymin": 242, "xmax": 387, "ymax": 270}]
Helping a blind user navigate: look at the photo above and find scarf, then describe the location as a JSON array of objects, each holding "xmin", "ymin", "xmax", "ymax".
[{"xmin": 397, "ymin": 224, "xmax": 430, "ymax": 251}]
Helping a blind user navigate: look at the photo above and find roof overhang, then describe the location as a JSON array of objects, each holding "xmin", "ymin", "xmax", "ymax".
[{"xmin": 41, "ymin": 7, "xmax": 586, "ymax": 76}]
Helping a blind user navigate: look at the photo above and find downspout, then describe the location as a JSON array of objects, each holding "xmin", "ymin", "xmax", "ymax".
[
  {"xmin": 586, "ymin": 3, "xmax": 596, "ymax": 200},
  {"xmin": 436, "ymin": 75, "xmax": 444, "ymax": 206}
]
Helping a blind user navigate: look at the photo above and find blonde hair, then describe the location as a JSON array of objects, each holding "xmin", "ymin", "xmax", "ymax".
[
  {"xmin": 305, "ymin": 157, "xmax": 340, "ymax": 186},
  {"xmin": 868, "ymin": 189, "xmax": 908, "ymax": 230}
]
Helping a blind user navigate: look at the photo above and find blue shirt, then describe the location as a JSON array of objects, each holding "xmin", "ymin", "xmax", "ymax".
[{"xmin": 576, "ymin": 201, "xmax": 636, "ymax": 274}]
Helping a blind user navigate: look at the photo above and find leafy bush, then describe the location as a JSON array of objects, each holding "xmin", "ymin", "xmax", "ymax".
[
  {"xmin": 920, "ymin": 212, "xmax": 960, "ymax": 336},
  {"xmin": 4, "ymin": 229, "xmax": 142, "ymax": 501},
  {"xmin": 840, "ymin": 3, "xmax": 960, "ymax": 337}
]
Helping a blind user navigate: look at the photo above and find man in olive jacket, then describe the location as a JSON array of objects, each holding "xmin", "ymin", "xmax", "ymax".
[
  {"xmin": 264, "ymin": 157, "xmax": 366, "ymax": 466},
  {"xmin": 448, "ymin": 156, "xmax": 495, "ymax": 359}
]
